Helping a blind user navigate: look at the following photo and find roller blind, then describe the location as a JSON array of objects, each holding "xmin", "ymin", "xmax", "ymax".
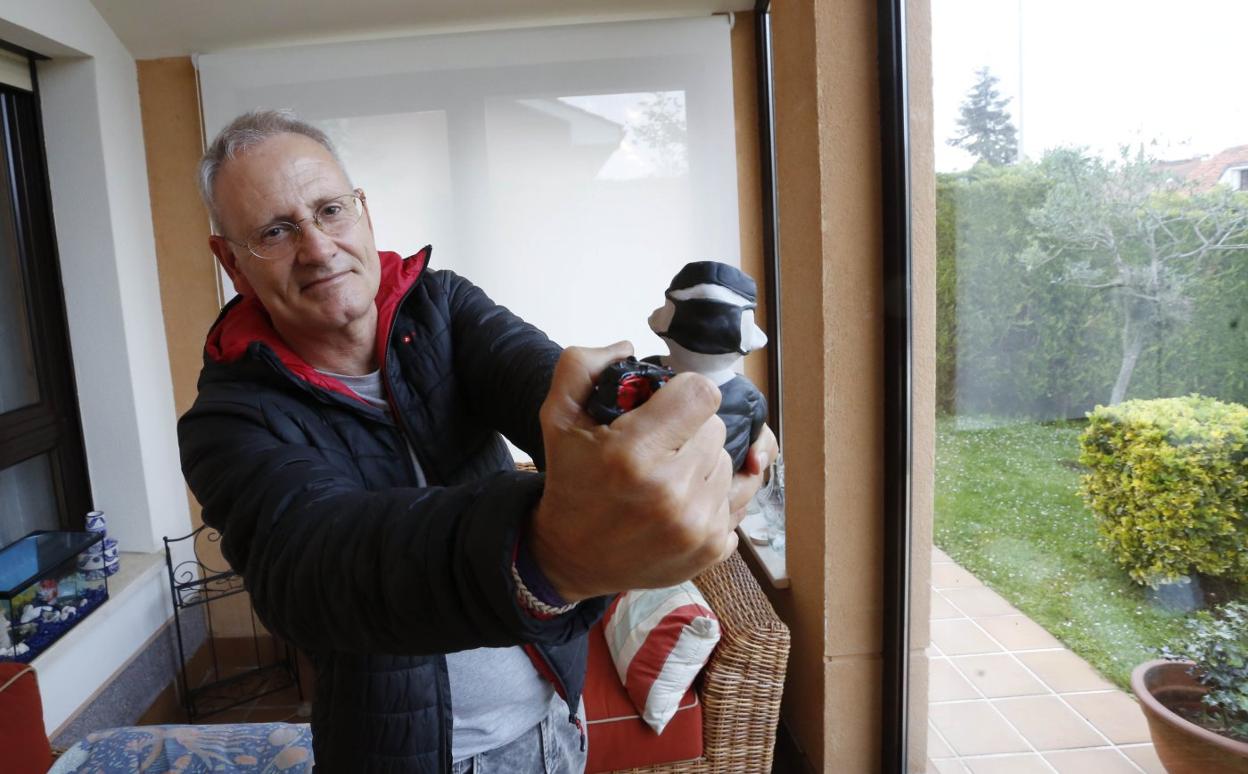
[
  {"xmin": 0, "ymin": 49, "xmax": 31, "ymax": 92},
  {"xmin": 196, "ymin": 17, "xmax": 741, "ymax": 357}
]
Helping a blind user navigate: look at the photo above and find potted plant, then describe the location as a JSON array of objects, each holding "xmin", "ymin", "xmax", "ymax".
[{"xmin": 1132, "ymin": 601, "xmax": 1248, "ymax": 773}]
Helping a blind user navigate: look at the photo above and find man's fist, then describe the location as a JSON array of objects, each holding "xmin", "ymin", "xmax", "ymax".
[{"xmin": 528, "ymin": 342, "xmax": 737, "ymax": 602}]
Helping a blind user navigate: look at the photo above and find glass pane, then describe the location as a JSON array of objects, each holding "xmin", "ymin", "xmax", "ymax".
[
  {"xmin": 0, "ymin": 454, "xmax": 59, "ymax": 548},
  {"xmin": 0, "ymin": 529, "xmax": 99, "ymax": 595},
  {"xmin": 919, "ymin": 1, "xmax": 1247, "ymax": 768},
  {"xmin": 0, "ymin": 128, "xmax": 38, "ymax": 414}
]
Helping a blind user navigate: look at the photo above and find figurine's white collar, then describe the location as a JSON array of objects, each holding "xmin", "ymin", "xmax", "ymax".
[{"xmin": 654, "ymin": 350, "xmax": 738, "ymax": 386}]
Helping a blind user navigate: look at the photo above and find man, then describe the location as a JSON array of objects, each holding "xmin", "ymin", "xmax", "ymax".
[{"xmin": 179, "ymin": 110, "xmax": 777, "ymax": 773}]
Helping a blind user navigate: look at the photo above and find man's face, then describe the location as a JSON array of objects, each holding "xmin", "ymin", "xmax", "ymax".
[{"xmin": 208, "ymin": 133, "xmax": 381, "ymax": 338}]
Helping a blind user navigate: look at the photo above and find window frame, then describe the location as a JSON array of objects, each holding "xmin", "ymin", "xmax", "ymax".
[
  {"xmin": 0, "ymin": 55, "xmax": 92, "ymax": 539},
  {"xmin": 879, "ymin": 0, "xmax": 915, "ymax": 770}
]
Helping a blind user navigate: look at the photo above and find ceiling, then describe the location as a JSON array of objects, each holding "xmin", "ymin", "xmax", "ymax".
[{"xmin": 89, "ymin": 0, "xmax": 753, "ymax": 60}]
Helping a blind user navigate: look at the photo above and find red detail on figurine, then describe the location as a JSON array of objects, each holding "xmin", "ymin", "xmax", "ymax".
[{"xmin": 616, "ymin": 375, "xmax": 654, "ymax": 412}]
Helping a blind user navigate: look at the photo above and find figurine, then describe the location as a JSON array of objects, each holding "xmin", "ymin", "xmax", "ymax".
[
  {"xmin": 586, "ymin": 357, "xmax": 674, "ymax": 425},
  {"xmin": 646, "ymin": 261, "xmax": 768, "ymax": 471},
  {"xmin": 37, "ymin": 579, "xmax": 58, "ymax": 605}
]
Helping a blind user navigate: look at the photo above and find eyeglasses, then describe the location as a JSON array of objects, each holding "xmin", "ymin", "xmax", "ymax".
[{"xmin": 229, "ymin": 191, "xmax": 366, "ymax": 260}]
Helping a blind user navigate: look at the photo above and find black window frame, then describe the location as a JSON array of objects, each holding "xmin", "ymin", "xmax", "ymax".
[
  {"xmin": 0, "ymin": 51, "xmax": 92, "ymax": 539},
  {"xmin": 879, "ymin": 0, "xmax": 914, "ymax": 770}
]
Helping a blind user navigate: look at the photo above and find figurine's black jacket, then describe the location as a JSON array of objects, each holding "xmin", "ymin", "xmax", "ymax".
[
  {"xmin": 179, "ymin": 248, "xmax": 606, "ymax": 773},
  {"xmin": 719, "ymin": 374, "xmax": 768, "ymax": 471}
]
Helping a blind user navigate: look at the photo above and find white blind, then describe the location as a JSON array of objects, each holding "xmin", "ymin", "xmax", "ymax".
[
  {"xmin": 0, "ymin": 49, "xmax": 31, "ymax": 92},
  {"xmin": 197, "ymin": 18, "xmax": 741, "ymax": 357}
]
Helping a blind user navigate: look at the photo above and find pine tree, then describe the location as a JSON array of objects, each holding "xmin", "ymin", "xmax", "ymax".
[{"xmin": 949, "ymin": 67, "xmax": 1019, "ymax": 166}]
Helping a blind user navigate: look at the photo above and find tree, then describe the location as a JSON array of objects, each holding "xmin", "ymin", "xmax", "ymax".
[
  {"xmin": 1023, "ymin": 147, "xmax": 1248, "ymax": 405},
  {"xmin": 949, "ymin": 67, "xmax": 1019, "ymax": 166},
  {"xmin": 630, "ymin": 92, "xmax": 688, "ymax": 177}
]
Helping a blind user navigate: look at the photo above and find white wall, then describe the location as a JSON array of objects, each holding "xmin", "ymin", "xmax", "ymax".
[
  {"xmin": 0, "ymin": 0, "xmax": 190, "ymax": 731},
  {"xmin": 0, "ymin": 1, "xmax": 190, "ymax": 554}
]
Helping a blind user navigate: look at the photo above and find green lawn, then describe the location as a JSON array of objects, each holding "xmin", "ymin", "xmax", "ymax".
[{"xmin": 934, "ymin": 418, "xmax": 1191, "ymax": 690}]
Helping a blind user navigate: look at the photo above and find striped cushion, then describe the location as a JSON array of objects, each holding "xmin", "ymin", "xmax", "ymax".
[{"xmin": 601, "ymin": 582, "xmax": 720, "ymax": 733}]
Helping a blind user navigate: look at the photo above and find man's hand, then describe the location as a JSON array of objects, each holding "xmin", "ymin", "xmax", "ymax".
[
  {"xmin": 729, "ymin": 423, "xmax": 779, "ymax": 519},
  {"xmin": 529, "ymin": 342, "xmax": 736, "ymax": 602}
]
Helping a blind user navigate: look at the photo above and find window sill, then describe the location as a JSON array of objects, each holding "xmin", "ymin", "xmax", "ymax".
[
  {"xmin": 737, "ymin": 511, "xmax": 789, "ymax": 589},
  {"xmin": 33, "ymin": 550, "xmax": 171, "ymax": 737}
]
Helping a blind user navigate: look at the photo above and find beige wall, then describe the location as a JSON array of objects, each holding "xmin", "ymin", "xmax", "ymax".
[
  {"xmin": 761, "ymin": 0, "xmax": 934, "ymax": 769},
  {"xmin": 138, "ymin": 3, "xmax": 937, "ymax": 765},
  {"xmin": 137, "ymin": 57, "xmax": 256, "ymax": 636}
]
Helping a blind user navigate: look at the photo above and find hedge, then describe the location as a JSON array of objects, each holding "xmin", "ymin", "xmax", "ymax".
[
  {"xmin": 1079, "ymin": 395, "xmax": 1248, "ymax": 587},
  {"xmin": 937, "ymin": 164, "xmax": 1248, "ymax": 420}
]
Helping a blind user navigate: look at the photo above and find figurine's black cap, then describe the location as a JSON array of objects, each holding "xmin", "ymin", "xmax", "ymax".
[{"xmin": 666, "ymin": 261, "xmax": 757, "ymax": 304}]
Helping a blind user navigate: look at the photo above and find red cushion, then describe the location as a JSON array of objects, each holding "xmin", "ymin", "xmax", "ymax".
[
  {"xmin": 584, "ymin": 621, "xmax": 703, "ymax": 773},
  {"xmin": 0, "ymin": 663, "xmax": 53, "ymax": 774}
]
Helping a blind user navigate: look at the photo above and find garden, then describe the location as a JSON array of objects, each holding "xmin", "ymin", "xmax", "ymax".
[{"xmin": 933, "ymin": 122, "xmax": 1248, "ymax": 757}]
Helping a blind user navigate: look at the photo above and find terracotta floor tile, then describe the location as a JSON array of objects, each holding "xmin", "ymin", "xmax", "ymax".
[
  {"xmin": 950, "ymin": 654, "xmax": 1048, "ymax": 698},
  {"xmin": 931, "ymin": 620, "xmax": 1003, "ymax": 656},
  {"xmin": 929, "ymin": 701, "xmax": 1031, "ymax": 756},
  {"xmin": 933, "ymin": 564, "xmax": 984, "ymax": 590},
  {"xmin": 1015, "ymin": 650, "xmax": 1115, "ymax": 694},
  {"xmin": 975, "ymin": 615, "xmax": 1063, "ymax": 651},
  {"xmin": 1062, "ymin": 692, "xmax": 1151, "ymax": 745},
  {"xmin": 1118, "ymin": 744, "xmax": 1166, "ymax": 774},
  {"xmin": 930, "ymin": 658, "xmax": 981, "ymax": 702},
  {"xmin": 963, "ymin": 755, "xmax": 1051, "ymax": 774},
  {"xmin": 992, "ymin": 696, "xmax": 1105, "ymax": 751},
  {"xmin": 931, "ymin": 759, "xmax": 970, "ymax": 774},
  {"xmin": 927, "ymin": 724, "xmax": 955, "ymax": 758},
  {"xmin": 926, "ymin": 559, "xmax": 1159, "ymax": 771},
  {"xmin": 944, "ymin": 587, "xmax": 1020, "ymax": 618},
  {"xmin": 931, "ymin": 591, "xmax": 964, "ymax": 620},
  {"xmin": 1043, "ymin": 748, "xmax": 1142, "ymax": 774}
]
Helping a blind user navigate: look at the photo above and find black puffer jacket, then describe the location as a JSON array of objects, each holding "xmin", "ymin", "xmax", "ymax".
[{"xmin": 179, "ymin": 248, "xmax": 607, "ymax": 772}]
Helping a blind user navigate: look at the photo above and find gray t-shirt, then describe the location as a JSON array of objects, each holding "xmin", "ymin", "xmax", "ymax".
[{"xmin": 321, "ymin": 369, "xmax": 557, "ymax": 761}]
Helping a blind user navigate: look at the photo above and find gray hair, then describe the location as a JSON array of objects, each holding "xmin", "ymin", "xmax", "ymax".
[{"xmin": 198, "ymin": 109, "xmax": 346, "ymax": 229}]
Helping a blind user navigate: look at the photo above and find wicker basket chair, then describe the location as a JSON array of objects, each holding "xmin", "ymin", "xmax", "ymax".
[{"xmin": 515, "ymin": 462, "xmax": 792, "ymax": 773}]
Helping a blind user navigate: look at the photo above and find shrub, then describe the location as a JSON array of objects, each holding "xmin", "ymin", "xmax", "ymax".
[
  {"xmin": 1079, "ymin": 395, "xmax": 1248, "ymax": 586},
  {"xmin": 1162, "ymin": 601, "xmax": 1248, "ymax": 742}
]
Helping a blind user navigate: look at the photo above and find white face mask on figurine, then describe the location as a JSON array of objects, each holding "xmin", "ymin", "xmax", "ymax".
[
  {"xmin": 646, "ymin": 262, "xmax": 768, "ymax": 383},
  {"xmin": 586, "ymin": 261, "xmax": 768, "ymax": 472},
  {"xmin": 646, "ymin": 261, "xmax": 769, "ymax": 471}
]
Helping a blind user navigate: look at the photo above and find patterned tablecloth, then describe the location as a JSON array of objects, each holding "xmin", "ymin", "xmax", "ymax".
[{"xmin": 49, "ymin": 723, "xmax": 313, "ymax": 773}]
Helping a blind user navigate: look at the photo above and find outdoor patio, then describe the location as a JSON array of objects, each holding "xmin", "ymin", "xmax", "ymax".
[{"xmin": 927, "ymin": 548, "xmax": 1167, "ymax": 773}]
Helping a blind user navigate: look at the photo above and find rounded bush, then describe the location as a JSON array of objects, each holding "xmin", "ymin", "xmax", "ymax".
[{"xmin": 1079, "ymin": 395, "xmax": 1248, "ymax": 586}]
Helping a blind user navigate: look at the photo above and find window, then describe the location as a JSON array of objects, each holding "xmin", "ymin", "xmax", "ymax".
[
  {"xmin": 0, "ymin": 50, "xmax": 91, "ymax": 547},
  {"xmin": 908, "ymin": 1, "xmax": 1248, "ymax": 769},
  {"xmin": 195, "ymin": 17, "xmax": 740, "ymax": 362}
]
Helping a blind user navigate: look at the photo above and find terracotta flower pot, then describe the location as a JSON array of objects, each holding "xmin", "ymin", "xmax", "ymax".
[{"xmin": 1132, "ymin": 659, "xmax": 1248, "ymax": 773}]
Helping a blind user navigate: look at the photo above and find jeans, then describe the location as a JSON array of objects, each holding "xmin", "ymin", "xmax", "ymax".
[{"xmin": 450, "ymin": 700, "xmax": 586, "ymax": 774}]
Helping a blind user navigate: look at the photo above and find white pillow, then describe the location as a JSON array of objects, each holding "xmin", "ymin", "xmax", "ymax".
[{"xmin": 601, "ymin": 581, "xmax": 721, "ymax": 734}]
